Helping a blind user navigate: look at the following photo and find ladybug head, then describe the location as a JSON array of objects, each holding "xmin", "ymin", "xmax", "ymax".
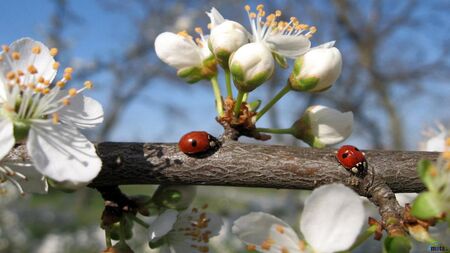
[{"xmin": 336, "ymin": 145, "xmax": 368, "ymax": 174}]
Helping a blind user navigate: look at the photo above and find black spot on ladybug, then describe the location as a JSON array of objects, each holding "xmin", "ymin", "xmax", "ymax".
[
  {"xmin": 342, "ymin": 153, "xmax": 348, "ymax": 159},
  {"xmin": 191, "ymin": 139, "xmax": 197, "ymax": 147}
]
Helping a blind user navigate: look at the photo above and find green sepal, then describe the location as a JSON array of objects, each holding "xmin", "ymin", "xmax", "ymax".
[
  {"xmin": 177, "ymin": 66, "xmax": 203, "ymax": 83},
  {"xmin": 293, "ymin": 56, "xmax": 304, "ymax": 75},
  {"xmin": 151, "ymin": 185, "xmax": 196, "ymax": 211},
  {"xmin": 291, "ymin": 114, "xmax": 322, "ymax": 148},
  {"xmin": 383, "ymin": 236, "xmax": 411, "ymax": 253},
  {"xmin": 417, "ymin": 159, "xmax": 436, "ymax": 191},
  {"xmin": 231, "ymin": 63, "xmax": 273, "ymax": 92},
  {"xmin": 273, "ymin": 52, "xmax": 288, "ymax": 69},
  {"xmin": 411, "ymin": 192, "xmax": 443, "ymax": 219},
  {"xmin": 148, "ymin": 237, "xmax": 166, "ymax": 249},
  {"xmin": 46, "ymin": 178, "xmax": 77, "ymax": 193},
  {"xmin": 215, "ymin": 48, "xmax": 231, "ymax": 69},
  {"xmin": 109, "ymin": 218, "xmax": 134, "ymax": 241},
  {"xmin": 247, "ymin": 99, "xmax": 262, "ymax": 112},
  {"xmin": 13, "ymin": 120, "xmax": 31, "ymax": 142},
  {"xmin": 289, "ymin": 75, "xmax": 320, "ymax": 92}
]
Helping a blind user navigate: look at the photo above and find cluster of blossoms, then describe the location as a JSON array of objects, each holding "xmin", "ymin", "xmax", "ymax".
[
  {"xmin": 102, "ymin": 185, "xmax": 223, "ymax": 253},
  {"xmin": 232, "ymin": 184, "xmax": 365, "ymax": 253},
  {"xmin": 0, "ymin": 38, "xmax": 104, "ymax": 194},
  {"xmin": 155, "ymin": 4, "xmax": 352, "ymax": 147}
]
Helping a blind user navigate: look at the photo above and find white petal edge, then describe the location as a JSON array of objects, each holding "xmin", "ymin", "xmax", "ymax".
[
  {"xmin": 27, "ymin": 122, "xmax": 101, "ymax": 183},
  {"xmin": 149, "ymin": 209, "xmax": 178, "ymax": 242},
  {"xmin": 265, "ymin": 35, "xmax": 311, "ymax": 59},
  {"xmin": 206, "ymin": 7, "xmax": 225, "ymax": 27},
  {"xmin": 59, "ymin": 95, "xmax": 104, "ymax": 129},
  {"xmin": 232, "ymin": 212, "xmax": 303, "ymax": 253},
  {"xmin": 0, "ymin": 118, "xmax": 14, "ymax": 160},
  {"xmin": 300, "ymin": 184, "xmax": 365, "ymax": 253}
]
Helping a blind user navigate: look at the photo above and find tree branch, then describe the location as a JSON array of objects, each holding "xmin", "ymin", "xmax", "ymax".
[{"xmin": 5, "ymin": 142, "xmax": 436, "ymax": 192}]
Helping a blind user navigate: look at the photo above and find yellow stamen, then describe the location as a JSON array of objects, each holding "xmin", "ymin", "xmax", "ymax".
[
  {"xmin": 309, "ymin": 26, "xmax": 317, "ymax": 34},
  {"xmin": 17, "ymin": 70, "xmax": 24, "ymax": 76},
  {"xmin": 84, "ymin": 80, "xmax": 93, "ymax": 89},
  {"xmin": 6, "ymin": 72, "xmax": 16, "ymax": 80},
  {"xmin": 246, "ymin": 245, "xmax": 256, "ymax": 251},
  {"xmin": 42, "ymin": 88, "xmax": 50, "ymax": 94},
  {"xmin": 53, "ymin": 62, "xmax": 60, "ymax": 70},
  {"xmin": 68, "ymin": 88, "xmax": 77, "ymax": 97},
  {"xmin": 63, "ymin": 98, "xmax": 70, "ymax": 105},
  {"xmin": 250, "ymin": 12, "xmax": 257, "ymax": 18},
  {"xmin": 27, "ymin": 65, "xmax": 38, "ymax": 74},
  {"xmin": 256, "ymin": 4, "xmax": 264, "ymax": 11},
  {"xmin": 244, "ymin": 5, "xmax": 251, "ymax": 11},
  {"xmin": 177, "ymin": 30, "xmax": 190, "ymax": 38},
  {"xmin": 275, "ymin": 10, "xmax": 282, "ymax": 17},
  {"xmin": 195, "ymin": 27, "xmax": 203, "ymax": 34},
  {"xmin": 50, "ymin": 48, "xmax": 58, "ymax": 56},
  {"xmin": 12, "ymin": 52, "xmax": 20, "ymax": 60},
  {"xmin": 63, "ymin": 73, "xmax": 72, "ymax": 81},
  {"xmin": 2, "ymin": 45, "xmax": 9, "ymax": 53},
  {"xmin": 38, "ymin": 76, "xmax": 45, "ymax": 83},
  {"xmin": 275, "ymin": 225, "xmax": 285, "ymax": 234},
  {"xmin": 443, "ymin": 151, "xmax": 450, "ymax": 160},
  {"xmin": 52, "ymin": 113, "xmax": 59, "ymax": 124},
  {"xmin": 281, "ymin": 247, "xmax": 290, "ymax": 253},
  {"xmin": 56, "ymin": 81, "xmax": 65, "ymax": 88},
  {"xmin": 43, "ymin": 79, "xmax": 50, "ymax": 86},
  {"xmin": 261, "ymin": 238, "xmax": 274, "ymax": 250},
  {"xmin": 207, "ymin": 23, "xmax": 212, "ymax": 29},
  {"xmin": 64, "ymin": 67, "xmax": 74, "ymax": 74},
  {"xmin": 32, "ymin": 46, "xmax": 41, "ymax": 54}
]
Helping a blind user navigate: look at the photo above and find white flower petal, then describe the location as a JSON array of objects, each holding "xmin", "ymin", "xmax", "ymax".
[
  {"xmin": 206, "ymin": 7, "xmax": 225, "ymax": 27},
  {"xmin": 308, "ymin": 105, "xmax": 353, "ymax": 146},
  {"xmin": 233, "ymin": 212, "xmax": 303, "ymax": 253},
  {"xmin": 313, "ymin": 41, "xmax": 336, "ymax": 49},
  {"xmin": 300, "ymin": 184, "xmax": 365, "ymax": 253},
  {"xmin": 154, "ymin": 32, "xmax": 202, "ymax": 69},
  {"xmin": 0, "ymin": 118, "xmax": 14, "ymax": 160},
  {"xmin": 149, "ymin": 209, "xmax": 178, "ymax": 242},
  {"xmin": 27, "ymin": 122, "xmax": 101, "ymax": 183},
  {"xmin": 209, "ymin": 20, "xmax": 249, "ymax": 55},
  {"xmin": 395, "ymin": 193, "xmax": 418, "ymax": 206},
  {"xmin": 266, "ymin": 35, "xmax": 311, "ymax": 59},
  {"xmin": 59, "ymin": 95, "xmax": 104, "ymax": 129},
  {"xmin": 0, "ymin": 38, "xmax": 56, "ymax": 85}
]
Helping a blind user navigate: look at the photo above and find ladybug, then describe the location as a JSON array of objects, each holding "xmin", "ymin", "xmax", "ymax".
[
  {"xmin": 178, "ymin": 131, "xmax": 218, "ymax": 155},
  {"xmin": 336, "ymin": 145, "xmax": 368, "ymax": 174}
]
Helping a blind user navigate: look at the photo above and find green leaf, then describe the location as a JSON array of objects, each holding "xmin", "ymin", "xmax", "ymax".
[
  {"xmin": 411, "ymin": 192, "xmax": 443, "ymax": 219},
  {"xmin": 417, "ymin": 159, "xmax": 436, "ymax": 191},
  {"xmin": 384, "ymin": 236, "xmax": 411, "ymax": 253}
]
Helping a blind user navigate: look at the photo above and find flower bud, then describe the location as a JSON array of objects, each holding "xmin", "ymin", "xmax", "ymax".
[
  {"xmin": 291, "ymin": 105, "xmax": 353, "ymax": 148},
  {"xmin": 289, "ymin": 44, "xmax": 342, "ymax": 92},
  {"xmin": 209, "ymin": 20, "xmax": 248, "ymax": 68},
  {"xmin": 152, "ymin": 185, "xmax": 196, "ymax": 210},
  {"xmin": 230, "ymin": 42, "xmax": 274, "ymax": 92},
  {"xmin": 154, "ymin": 32, "xmax": 216, "ymax": 83},
  {"xmin": 47, "ymin": 178, "xmax": 86, "ymax": 193}
]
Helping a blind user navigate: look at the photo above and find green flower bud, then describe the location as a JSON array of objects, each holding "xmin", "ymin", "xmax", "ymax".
[
  {"xmin": 152, "ymin": 185, "xmax": 196, "ymax": 210},
  {"xmin": 291, "ymin": 105, "xmax": 353, "ymax": 148},
  {"xmin": 289, "ymin": 43, "xmax": 342, "ymax": 92},
  {"xmin": 230, "ymin": 42, "xmax": 274, "ymax": 92}
]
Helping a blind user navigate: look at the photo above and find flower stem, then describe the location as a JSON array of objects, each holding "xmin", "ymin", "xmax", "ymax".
[
  {"xmin": 105, "ymin": 229, "xmax": 112, "ymax": 248},
  {"xmin": 242, "ymin": 92, "xmax": 248, "ymax": 102},
  {"xmin": 233, "ymin": 91, "xmax": 245, "ymax": 118},
  {"xmin": 255, "ymin": 83, "xmax": 291, "ymax": 122},
  {"xmin": 255, "ymin": 127, "xmax": 293, "ymax": 135},
  {"xmin": 225, "ymin": 69, "xmax": 233, "ymax": 98},
  {"xmin": 129, "ymin": 214, "xmax": 150, "ymax": 229},
  {"xmin": 210, "ymin": 76, "xmax": 224, "ymax": 117},
  {"xmin": 119, "ymin": 218, "xmax": 127, "ymax": 243}
]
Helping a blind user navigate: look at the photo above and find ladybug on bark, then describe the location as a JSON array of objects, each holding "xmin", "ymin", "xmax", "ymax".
[
  {"xmin": 178, "ymin": 131, "xmax": 218, "ymax": 155},
  {"xmin": 336, "ymin": 145, "xmax": 368, "ymax": 174}
]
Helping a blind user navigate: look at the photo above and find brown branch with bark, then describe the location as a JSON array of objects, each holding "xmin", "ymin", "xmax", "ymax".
[{"xmin": 5, "ymin": 140, "xmax": 438, "ymax": 236}]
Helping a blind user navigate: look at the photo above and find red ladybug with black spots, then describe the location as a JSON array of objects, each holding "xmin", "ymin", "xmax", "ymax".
[
  {"xmin": 178, "ymin": 131, "xmax": 218, "ymax": 155},
  {"xmin": 336, "ymin": 145, "xmax": 368, "ymax": 174}
]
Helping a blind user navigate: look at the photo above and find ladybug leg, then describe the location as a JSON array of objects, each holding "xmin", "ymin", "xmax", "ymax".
[
  {"xmin": 351, "ymin": 167, "xmax": 359, "ymax": 174},
  {"xmin": 209, "ymin": 141, "xmax": 216, "ymax": 147}
]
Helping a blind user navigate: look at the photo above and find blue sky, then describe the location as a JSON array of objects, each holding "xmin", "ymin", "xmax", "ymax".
[{"xmin": 1, "ymin": 0, "xmax": 449, "ymax": 149}]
